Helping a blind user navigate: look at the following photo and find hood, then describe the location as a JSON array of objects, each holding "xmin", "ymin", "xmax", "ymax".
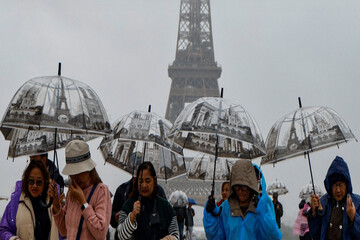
[
  {"xmin": 229, "ymin": 159, "xmax": 259, "ymax": 196},
  {"xmin": 324, "ymin": 156, "xmax": 352, "ymax": 195}
]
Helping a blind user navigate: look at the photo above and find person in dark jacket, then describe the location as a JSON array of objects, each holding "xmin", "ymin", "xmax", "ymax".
[
  {"xmin": 174, "ymin": 206, "xmax": 187, "ymax": 240},
  {"xmin": 185, "ymin": 202, "xmax": 195, "ymax": 240},
  {"xmin": 111, "ymin": 176, "xmax": 167, "ymax": 240},
  {"xmin": 307, "ymin": 156, "xmax": 360, "ymax": 240},
  {"xmin": 117, "ymin": 161, "xmax": 179, "ymax": 240},
  {"xmin": 272, "ymin": 192, "xmax": 284, "ymax": 228}
]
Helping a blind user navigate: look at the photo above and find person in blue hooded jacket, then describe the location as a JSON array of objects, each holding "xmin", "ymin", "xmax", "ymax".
[
  {"xmin": 308, "ymin": 156, "xmax": 360, "ymax": 240},
  {"xmin": 203, "ymin": 159, "xmax": 282, "ymax": 240}
]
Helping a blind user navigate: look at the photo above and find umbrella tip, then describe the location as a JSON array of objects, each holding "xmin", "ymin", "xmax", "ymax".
[
  {"xmin": 298, "ymin": 97, "xmax": 302, "ymax": 108},
  {"xmin": 58, "ymin": 62, "xmax": 61, "ymax": 76},
  {"xmin": 220, "ymin": 88, "xmax": 224, "ymax": 98},
  {"xmin": 148, "ymin": 105, "xmax": 151, "ymax": 113}
]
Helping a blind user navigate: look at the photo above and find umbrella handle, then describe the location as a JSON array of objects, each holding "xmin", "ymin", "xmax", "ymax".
[
  {"xmin": 40, "ymin": 197, "xmax": 53, "ymax": 208},
  {"xmin": 210, "ymin": 206, "xmax": 222, "ymax": 217}
]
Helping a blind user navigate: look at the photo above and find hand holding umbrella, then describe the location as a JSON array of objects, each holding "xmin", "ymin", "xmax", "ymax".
[{"xmin": 130, "ymin": 200, "xmax": 141, "ymax": 224}]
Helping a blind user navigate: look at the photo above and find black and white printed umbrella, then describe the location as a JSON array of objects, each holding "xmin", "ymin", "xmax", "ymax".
[
  {"xmin": 99, "ymin": 109, "xmax": 186, "ymax": 181},
  {"xmin": 261, "ymin": 98, "xmax": 357, "ymax": 194}
]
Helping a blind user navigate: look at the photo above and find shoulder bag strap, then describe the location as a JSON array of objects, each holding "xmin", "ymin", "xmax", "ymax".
[{"xmin": 76, "ymin": 184, "xmax": 98, "ymax": 240}]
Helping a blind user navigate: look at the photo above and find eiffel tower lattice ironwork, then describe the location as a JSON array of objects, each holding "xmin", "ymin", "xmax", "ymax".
[{"xmin": 165, "ymin": 0, "xmax": 222, "ymax": 123}]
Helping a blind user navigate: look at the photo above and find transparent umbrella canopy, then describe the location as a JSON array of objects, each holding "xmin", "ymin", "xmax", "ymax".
[
  {"xmin": 169, "ymin": 96, "xmax": 266, "ymax": 200},
  {"xmin": 187, "ymin": 153, "xmax": 238, "ymax": 181},
  {"xmin": 261, "ymin": 98, "xmax": 357, "ymax": 195},
  {"xmin": 267, "ymin": 179, "xmax": 289, "ymax": 196},
  {"xmin": 169, "ymin": 190, "xmax": 188, "ymax": 207},
  {"xmin": 299, "ymin": 183, "xmax": 324, "ymax": 200},
  {"xmin": 0, "ymin": 64, "xmax": 111, "ymax": 207},
  {"xmin": 1, "ymin": 73, "xmax": 110, "ymax": 137},
  {"xmin": 7, "ymin": 128, "xmax": 96, "ymax": 158},
  {"xmin": 1, "ymin": 66, "xmax": 111, "ymax": 157},
  {"xmin": 170, "ymin": 97, "xmax": 265, "ymax": 159},
  {"xmin": 99, "ymin": 110, "xmax": 186, "ymax": 181}
]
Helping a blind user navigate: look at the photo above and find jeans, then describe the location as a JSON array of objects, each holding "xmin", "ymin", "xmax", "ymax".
[{"xmin": 178, "ymin": 221, "xmax": 185, "ymax": 240}]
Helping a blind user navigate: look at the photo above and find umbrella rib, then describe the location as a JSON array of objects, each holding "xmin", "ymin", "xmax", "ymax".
[{"xmin": 73, "ymin": 79, "xmax": 87, "ymax": 131}]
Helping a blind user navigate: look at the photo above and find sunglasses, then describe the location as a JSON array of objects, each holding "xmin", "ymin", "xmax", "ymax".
[{"xmin": 28, "ymin": 179, "xmax": 44, "ymax": 187}]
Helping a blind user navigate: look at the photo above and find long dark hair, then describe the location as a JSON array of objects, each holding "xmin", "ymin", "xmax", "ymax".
[
  {"xmin": 130, "ymin": 161, "xmax": 158, "ymax": 199},
  {"xmin": 89, "ymin": 168, "xmax": 102, "ymax": 184},
  {"xmin": 22, "ymin": 160, "xmax": 50, "ymax": 198}
]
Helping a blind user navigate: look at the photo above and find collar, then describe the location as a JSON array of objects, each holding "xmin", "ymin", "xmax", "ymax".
[{"xmin": 228, "ymin": 196, "xmax": 256, "ymax": 219}]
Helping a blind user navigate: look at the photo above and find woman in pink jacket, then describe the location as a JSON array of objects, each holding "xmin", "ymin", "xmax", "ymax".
[{"xmin": 49, "ymin": 140, "xmax": 111, "ymax": 240}]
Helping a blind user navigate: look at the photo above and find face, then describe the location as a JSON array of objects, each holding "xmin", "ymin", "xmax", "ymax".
[
  {"xmin": 233, "ymin": 185, "xmax": 251, "ymax": 205},
  {"xmin": 138, "ymin": 169, "xmax": 155, "ymax": 198},
  {"xmin": 221, "ymin": 183, "xmax": 230, "ymax": 200},
  {"xmin": 28, "ymin": 167, "xmax": 45, "ymax": 198},
  {"xmin": 332, "ymin": 181, "xmax": 347, "ymax": 202},
  {"xmin": 70, "ymin": 171, "xmax": 91, "ymax": 189}
]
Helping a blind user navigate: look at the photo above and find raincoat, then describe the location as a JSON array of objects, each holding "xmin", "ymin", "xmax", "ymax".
[
  {"xmin": 293, "ymin": 203, "xmax": 310, "ymax": 237},
  {"xmin": 308, "ymin": 156, "xmax": 360, "ymax": 239},
  {"xmin": 203, "ymin": 160, "xmax": 282, "ymax": 240}
]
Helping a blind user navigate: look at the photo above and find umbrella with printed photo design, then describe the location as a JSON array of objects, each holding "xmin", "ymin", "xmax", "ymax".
[
  {"xmin": 0, "ymin": 63, "xmax": 111, "ymax": 207},
  {"xmin": 99, "ymin": 107, "xmax": 186, "ymax": 181},
  {"xmin": 169, "ymin": 91, "xmax": 266, "ymax": 204},
  {"xmin": 261, "ymin": 97, "xmax": 357, "ymax": 195}
]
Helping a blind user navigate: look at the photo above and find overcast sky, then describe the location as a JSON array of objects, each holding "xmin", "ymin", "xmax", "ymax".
[{"xmin": 1, "ymin": 0, "xmax": 360, "ymax": 227}]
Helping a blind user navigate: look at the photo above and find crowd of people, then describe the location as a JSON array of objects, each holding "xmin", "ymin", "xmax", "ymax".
[{"xmin": 0, "ymin": 139, "xmax": 359, "ymax": 240}]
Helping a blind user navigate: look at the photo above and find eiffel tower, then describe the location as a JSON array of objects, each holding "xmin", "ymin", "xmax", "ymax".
[{"xmin": 165, "ymin": 0, "xmax": 222, "ymax": 123}]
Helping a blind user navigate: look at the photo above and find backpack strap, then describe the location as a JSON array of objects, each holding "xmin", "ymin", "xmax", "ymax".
[{"xmin": 76, "ymin": 184, "xmax": 98, "ymax": 240}]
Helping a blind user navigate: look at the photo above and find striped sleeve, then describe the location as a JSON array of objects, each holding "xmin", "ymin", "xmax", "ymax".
[
  {"xmin": 117, "ymin": 211, "xmax": 137, "ymax": 240},
  {"xmin": 168, "ymin": 215, "xmax": 179, "ymax": 240}
]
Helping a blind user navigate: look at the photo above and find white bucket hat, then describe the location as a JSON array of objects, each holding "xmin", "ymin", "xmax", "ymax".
[{"xmin": 62, "ymin": 140, "xmax": 96, "ymax": 175}]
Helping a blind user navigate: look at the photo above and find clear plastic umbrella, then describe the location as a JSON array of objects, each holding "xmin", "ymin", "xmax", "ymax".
[
  {"xmin": 299, "ymin": 183, "xmax": 323, "ymax": 200},
  {"xmin": 0, "ymin": 63, "xmax": 110, "ymax": 207},
  {"xmin": 261, "ymin": 98, "xmax": 357, "ymax": 195},
  {"xmin": 169, "ymin": 96, "xmax": 266, "ymax": 197},
  {"xmin": 187, "ymin": 153, "xmax": 238, "ymax": 181},
  {"xmin": 99, "ymin": 109, "xmax": 186, "ymax": 181},
  {"xmin": 7, "ymin": 128, "xmax": 96, "ymax": 158},
  {"xmin": 170, "ymin": 97, "xmax": 265, "ymax": 159},
  {"xmin": 169, "ymin": 190, "xmax": 188, "ymax": 207},
  {"xmin": 267, "ymin": 179, "xmax": 289, "ymax": 196},
  {"xmin": 1, "ymin": 65, "xmax": 110, "ymax": 139}
]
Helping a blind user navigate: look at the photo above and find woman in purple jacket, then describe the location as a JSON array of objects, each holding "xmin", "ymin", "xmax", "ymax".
[{"xmin": 0, "ymin": 160, "xmax": 60, "ymax": 240}]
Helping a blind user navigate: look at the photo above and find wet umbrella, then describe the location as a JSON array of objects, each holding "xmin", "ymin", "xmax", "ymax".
[
  {"xmin": 169, "ymin": 93, "xmax": 266, "ymax": 202},
  {"xmin": 261, "ymin": 97, "xmax": 357, "ymax": 194},
  {"xmin": 187, "ymin": 153, "xmax": 237, "ymax": 181},
  {"xmin": 169, "ymin": 190, "xmax": 188, "ymax": 207},
  {"xmin": 267, "ymin": 179, "xmax": 289, "ymax": 196},
  {"xmin": 1, "ymin": 63, "xmax": 110, "ymax": 139},
  {"xmin": 99, "ymin": 108, "xmax": 186, "ymax": 181},
  {"xmin": 7, "ymin": 128, "xmax": 96, "ymax": 158},
  {"xmin": 0, "ymin": 63, "xmax": 111, "ymax": 206},
  {"xmin": 299, "ymin": 183, "xmax": 324, "ymax": 200}
]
